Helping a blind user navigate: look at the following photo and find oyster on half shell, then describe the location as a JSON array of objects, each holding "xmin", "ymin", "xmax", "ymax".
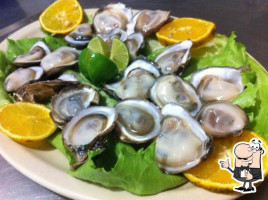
[
  {"xmin": 50, "ymin": 84, "xmax": 99, "ymax": 127},
  {"xmin": 115, "ymin": 99, "xmax": 162, "ymax": 143},
  {"xmin": 155, "ymin": 40, "xmax": 193, "ymax": 75},
  {"xmin": 190, "ymin": 67, "xmax": 244, "ymax": 102},
  {"xmin": 13, "ymin": 41, "xmax": 51, "ymax": 67},
  {"xmin": 93, "ymin": 3, "xmax": 132, "ymax": 34},
  {"xmin": 155, "ymin": 103, "xmax": 212, "ymax": 174},
  {"xmin": 4, "ymin": 66, "xmax": 44, "ymax": 92},
  {"xmin": 41, "ymin": 47, "xmax": 80, "ymax": 76},
  {"xmin": 63, "ymin": 106, "xmax": 117, "ymax": 168},
  {"xmin": 105, "ymin": 57, "xmax": 160, "ymax": 100},
  {"xmin": 197, "ymin": 101, "xmax": 249, "ymax": 138},
  {"xmin": 127, "ymin": 10, "xmax": 170, "ymax": 37},
  {"xmin": 150, "ymin": 75, "xmax": 202, "ymax": 116}
]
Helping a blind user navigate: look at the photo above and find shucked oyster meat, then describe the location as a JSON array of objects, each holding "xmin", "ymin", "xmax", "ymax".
[
  {"xmin": 191, "ymin": 67, "xmax": 244, "ymax": 102},
  {"xmin": 155, "ymin": 103, "xmax": 212, "ymax": 174},
  {"xmin": 41, "ymin": 47, "xmax": 80, "ymax": 76},
  {"xmin": 115, "ymin": 99, "xmax": 162, "ymax": 143},
  {"xmin": 197, "ymin": 101, "xmax": 249, "ymax": 138},
  {"xmin": 93, "ymin": 2, "xmax": 132, "ymax": 34},
  {"xmin": 155, "ymin": 40, "xmax": 193, "ymax": 75},
  {"xmin": 105, "ymin": 57, "xmax": 160, "ymax": 100},
  {"xmin": 50, "ymin": 84, "xmax": 99, "ymax": 127},
  {"xmin": 65, "ymin": 23, "xmax": 94, "ymax": 47},
  {"xmin": 127, "ymin": 9, "xmax": 170, "ymax": 37},
  {"xmin": 63, "ymin": 106, "xmax": 117, "ymax": 168},
  {"xmin": 4, "ymin": 66, "xmax": 44, "ymax": 92},
  {"xmin": 13, "ymin": 41, "xmax": 51, "ymax": 67},
  {"xmin": 150, "ymin": 75, "xmax": 202, "ymax": 116}
]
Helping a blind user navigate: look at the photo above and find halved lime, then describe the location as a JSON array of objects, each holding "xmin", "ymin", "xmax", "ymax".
[
  {"xmin": 110, "ymin": 38, "xmax": 129, "ymax": 71},
  {"xmin": 79, "ymin": 48, "xmax": 118, "ymax": 85},
  {"xmin": 87, "ymin": 36, "xmax": 110, "ymax": 58}
]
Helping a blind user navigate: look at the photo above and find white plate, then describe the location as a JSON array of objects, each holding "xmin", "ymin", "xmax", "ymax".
[{"xmin": 0, "ymin": 9, "xmax": 242, "ymax": 200}]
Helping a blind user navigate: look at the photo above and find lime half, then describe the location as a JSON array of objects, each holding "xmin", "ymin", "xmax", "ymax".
[
  {"xmin": 87, "ymin": 36, "xmax": 110, "ymax": 58},
  {"xmin": 110, "ymin": 38, "xmax": 129, "ymax": 71}
]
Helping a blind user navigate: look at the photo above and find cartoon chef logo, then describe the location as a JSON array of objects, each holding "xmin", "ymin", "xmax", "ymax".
[{"xmin": 219, "ymin": 138, "xmax": 265, "ymax": 193}]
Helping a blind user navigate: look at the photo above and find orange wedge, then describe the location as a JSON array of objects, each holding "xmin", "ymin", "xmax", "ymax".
[
  {"xmin": 0, "ymin": 103, "xmax": 57, "ymax": 142},
  {"xmin": 184, "ymin": 130, "xmax": 268, "ymax": 192},
  {"xmin": 156, "ymin": 17, "xmax": 216, "ymax": 47},
  {"xmin": 39, "ymin": 0, "xmax": 83, "ymax": 35}
]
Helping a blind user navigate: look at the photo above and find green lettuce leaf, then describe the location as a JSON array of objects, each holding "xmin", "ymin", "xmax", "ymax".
[
  {"xmin": 0, "ymin": 51, "xmax": 15, "ymax": 105},
  {"xmin": 48, "ymin": 131, "xmax": 187, "ymax": 195},
  {"xmin": 47, "ymin": 131, "xmax": 76, "ymax": 165},
  {"xmin": 7, "ymin": 38, "xmax": 42, "ymax": 61}
]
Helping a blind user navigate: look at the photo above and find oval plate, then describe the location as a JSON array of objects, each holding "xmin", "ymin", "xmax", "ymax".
[{"xmin": 0, "ymin": 9, "xmax": 242, "ymax": 200}]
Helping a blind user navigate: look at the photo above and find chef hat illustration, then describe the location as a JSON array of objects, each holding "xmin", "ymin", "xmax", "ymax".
[{"xmin": 248, "ymin": 138, "xmax": 263, "ymax": 152}]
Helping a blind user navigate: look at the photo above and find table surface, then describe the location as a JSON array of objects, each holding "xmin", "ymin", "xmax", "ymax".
[{"xmin": 0, "ymin": 0, "xmax": 268, "ymax": 200}]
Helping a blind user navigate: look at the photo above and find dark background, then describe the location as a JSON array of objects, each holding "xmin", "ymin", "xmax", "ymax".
[{"xmin": 0, "ymin": 0, "xmax": 268, "ymax": 200}]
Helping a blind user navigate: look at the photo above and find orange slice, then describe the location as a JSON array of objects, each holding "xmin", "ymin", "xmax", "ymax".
[
  {"xmin": 0, "ymin": 103, "xmax": 57, "ymax": 142},
  {"xmin": 156, "ymin": 17, "xmax": 216, "ymax": 47},
  {"xmin": 184, "ymin": 130, "xmax": 268, "ymax": 192},
  {"xmin": 39, "ymin": 0, "xmax": 83, "ymax": 35}
]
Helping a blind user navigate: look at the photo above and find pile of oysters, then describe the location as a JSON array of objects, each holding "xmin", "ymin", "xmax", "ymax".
[{"xmin": 4, "ymin": 3, "xmax": 249, "ymax": 173}]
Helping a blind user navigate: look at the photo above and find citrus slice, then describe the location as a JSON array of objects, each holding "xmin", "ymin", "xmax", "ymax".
[
  {"xmin": 156, "ymin": 17, "xmax": 216, "ymax": 47},
  {"xmin": 39, "ymin": 0, "xmax": 83, "ymax": 34},
  {"xmin": 184, "ymin": 130, "xmax": 268, "ymax": 192},
  {"xmin": 110, "ymin": 38, "xmax": 129, "ymax": 71},
  {"xmin": 0, "ymin": 103, "xmax": 57, "ymax": 142},
  {"xmin": 87, "ymin": 36, "xmax": 110, "ymax": 58}
]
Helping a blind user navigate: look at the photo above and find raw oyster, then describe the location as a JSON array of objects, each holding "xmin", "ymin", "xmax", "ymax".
[
  {"xmin": 13, "ymin": 80, "xmax": 77, "ymax": 103},
  {"xmin": 63, "ymin": 106, "xmax": 117, "ymax": 167},
  {"xmin": 41, "ymin": 47, "xmax": 80, "ymax": 76},
  {"xmin": 150, "ymin": 75, "xmax": 202, "ymax": 116},
  {"xmin": 97, "ymin": 28, "xmax": 128, "ymax": 48},
  {"xmin": 127, "ymin": 10, "xmax": 170, "ymax": 36},
  {"xmin": 105, "ymin": 57, "xmax": 160, "ymax": 100},
  {"xmin": 115, "ymin": 99, "xmax": 162, "ymax": 143},
  {"xmin": 155, "ymin": 103, "xmax": 212, "ymax": 174},
  {"xmin": 190, "ymin": 67, "xmax": 244, "ymax": 102},
  {"xmin": 196, "ymin": 101, "xmax": 249, "ymax": 138},
  {"xmin": 13, "ymin": 41, "xmax": 51, "ymax": 67},
  {"xmin": 125, "ymin": 32, "xmax": 144, "ymax": 60},
  {"xmin": 50, "ymin": 85, "xmax": 99, "ymax": 127},
  {"xmin": 4, "ymin": 66, "xmax": 44, "ymax": 92},
  {"xmin": 155, "ymin": 40, "xmax": 193, "ymax": 75},
  {"xmin": 65, "ymin": 23, "xmax": 94, "ymax": 47},
  {"xmin": 93, "ymin": 3, "xmax": 132, "ymax": 34}
]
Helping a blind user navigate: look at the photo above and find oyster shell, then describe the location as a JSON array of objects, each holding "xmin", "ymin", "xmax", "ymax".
[
  {"xmin": 115, "ymin": 99, "xmax": 162, "ymax": 143},
  {"xmin": 65, "ymin": 23, "xmax": 94, "ymax": 47},
  {"xmin": 155, "ymin": 40, "xmax": 193, "ymax": 75},
  {"xmin": 63, "ymin": 106, "xmax": 117, "ymax": 167},
  {"xmin": 13, "ymin": 41, "xmax": 51, "ymax": 67},
  {"xmin": 93, "ymin": 3, "xmax": 132, "ymax": 34},
  {"xmin": 97, "ymin": 28, "xmax": 128, "ymax": 48},
  {"xmin": 4, "ymin": 66, "xmax": 44, "ymax": 92},
  {"xmin": 196, "ymin": 101, "xmax": 249, "ymax": 138},
  {"xmin": 190, "ymin": 67, "xmax": 244, "ymax": 102},
  {"xmin": 150, "ymin": 75, "xmax": 202, "ymax": 116},
  {"xmin": 41, "ymin": 47, "xmax": 80, "ymax": 76},
  {"xmin": 13, "ymin": 80, "xmax": 77, "ymax": 103},
  {"xmin": 127, "ymin": 10, "xmax": 170, "ymax": 36},
  {"xmin": 50, "ymin": 84, "xmax": 99, "ymax": 127},
  {"xmin": 105, "ymin": 57, "xmax": 160, "ymax": 100},
  {"xmin": 155, "ymin": 103, "xmax": 212, "ymax": 174},
  {"xmin": 57, "ymin": 74, "xmax": 79, "ymax": 82},
  {"xmin": 125, "ymin": 32, "xmax": 144, "ymax": 60}
]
